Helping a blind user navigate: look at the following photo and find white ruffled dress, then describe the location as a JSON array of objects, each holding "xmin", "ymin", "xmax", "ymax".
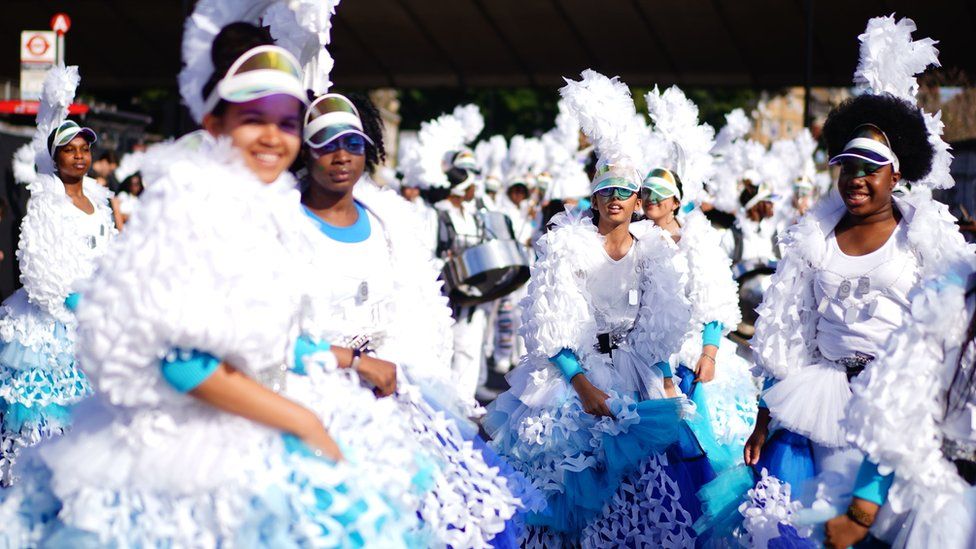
[
  {"xmin": 0, "ymin": 133, "xmax": 417, "ymax": 548},
  {"xmin": 843, "ymin": 244, "xmax": 976, "ymax": 547},
  {"xmin": 484, "ymin": 210, "xmax": 699, "ymax": 547},
  {"xmin": 0, "ymin": 175, "xmax": 116, "ymax": 485},
  {"xmin": 294, "ymin": 180, "xmax": 537, "ymax": 548}
]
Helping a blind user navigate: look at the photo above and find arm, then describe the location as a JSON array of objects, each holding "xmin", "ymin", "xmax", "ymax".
[
  {"xmin": 744, "ymin": 377, "xmax": 776, "ymax": 465},
  {"xmin": 191, "ymin": 364, "xmax": 343, "ymax": 461},
  {"xmin": 162, "ymin": 350, "xmax": 342, "ymax": 460},
  {"xmin": 551, "ymin": 348, "xmax": 612, "ymax": 417},
  {"xmin": 694, "ymin": 321, "xmax": 723, "ymax": 383},
  {"xmin": 824, "ymin": 459, "xmax": 890, "ymax": 549}
]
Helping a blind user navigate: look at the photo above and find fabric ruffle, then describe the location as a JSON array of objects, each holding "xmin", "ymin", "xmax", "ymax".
[
  {"xmin": 678, "ymin": 210, "xmax": 742, "ymax": 335},
  {"xmin": 486, "ymin": 384, "xmax": 682, "ymax": 536},
  {"xmin": 16, "ymin": 175, "xmax": 116, "ymax": 324},
  {"xmin": 761, "ymin": 361, "xmax": 851, "ymax": 447},
  {"xmin": 844, "ymin": 268, "xmax": 976, "ymax": 518},
  {"xmin": 580, "ymin": 454, "xmax": 696, "ymax": 548}
]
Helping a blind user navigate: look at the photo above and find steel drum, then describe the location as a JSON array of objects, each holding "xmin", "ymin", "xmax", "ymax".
[{"xmin": 443, "ymin": 211, "xmax": 531, "ymax": 306}]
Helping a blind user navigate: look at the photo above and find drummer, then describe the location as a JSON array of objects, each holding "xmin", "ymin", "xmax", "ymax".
[{"xmin": 434, "ymin": 159, "xmax": 491, "ymax": 401}]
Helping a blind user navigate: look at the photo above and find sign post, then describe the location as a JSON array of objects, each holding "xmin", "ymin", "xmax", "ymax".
[
  {"xmin": 50, "ymin": 13, "xmax": 71, "ymax": 65},
  {"xmin": 19, "ymin": 30, "xmax": 56, "ymax": 100}
]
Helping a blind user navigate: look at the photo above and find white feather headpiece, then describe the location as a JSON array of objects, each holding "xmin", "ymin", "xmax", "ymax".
[
  {"xmin": 452, "ymin": 104, "xmax": 485, "ymax": 144},
  {"xmin": 644, "ymin": 85, "xmax": 716, "ymax": 204},
  {"xmin": 14, "ymin": 64, "xmax": 82, "ymax": 186},
  {"xmin": 854, "ymin": 14, "xmax": 951, "ymax": 189},
  {"xmin": 179, "ymin": 0, "xmax": 341, "ymax": 123},
  {"xmin": 712, "ymin": 108, "xmax": 751, "ymax": 155},
  {"xmin": 475, "ymin": 135, "xmax": 507, "ymax": 181},
  {"xmin": 559, "ymin": 70, "xmax": 645, "ymax": 190}
]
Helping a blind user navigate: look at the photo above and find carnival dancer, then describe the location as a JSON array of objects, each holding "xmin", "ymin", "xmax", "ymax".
[
  {"xmin": 294, "ymin": 91, "xmax": 536, "ymax": 547},
  {"xmin": 824, "ymin": 240, "xmax": 975, "ymax": 549},
  {"xmin": 639, "ymin": 87, "xmax": 757, "ymax": 472},
  {"xmin": 0, "ymin": 66, "xmax": 117, "ymax": 486},
  {"xmin": 485, "ymin": 70, "xmax": 697, "ymax": 548},
  {"xmin": 695, "ymin": 15, "xmax": 965, "ymax": 547},
  {"xmin": 1, "ymin": 12, "xmax": 417, "ymax": 547}
]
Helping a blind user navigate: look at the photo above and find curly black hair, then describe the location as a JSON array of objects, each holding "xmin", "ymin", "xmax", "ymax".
[
  {"xmin": 345, "ymin": 92, "xmax": 386, "ymax": 173},
  {"xmin": 822, "ymin": 93, "xmax": 933, "ymax": 182},
  {"xmin": 202, "ymin": 23, "xmax": 275, "ymax": 115}
]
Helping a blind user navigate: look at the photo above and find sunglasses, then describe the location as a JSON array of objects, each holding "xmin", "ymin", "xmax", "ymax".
[
  {"xmin": 311, "ymin": 134, "xmax": 367, "ymax": 157},
  {"xmin": 840, "ymin": 160, "xmax": 883, "ymax": 179},
  {"xmin": 594, "ymin": 187, "xmax": 637, "ymax": 200},
  {"xmin": 640, "ymin": 187, "xmax": 675, "ymax": 205}
]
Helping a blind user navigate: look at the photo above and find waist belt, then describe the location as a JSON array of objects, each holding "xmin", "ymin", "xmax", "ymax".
[
  {"xmin": 837, "ymin": 352, "xmax": 874, "ymax": 382},
  {"xmin": 595, "ymin": 333, "xmax": 621, "ymax": 356}
]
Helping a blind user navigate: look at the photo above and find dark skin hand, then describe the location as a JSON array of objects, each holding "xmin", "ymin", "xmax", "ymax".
[
  {"xmin": 54, "ymin": 136, "xmax": 95, "ymax": 214},
  {"xmin": 744, "ymin": 407, "xmax": 771, "ymax": 466}
]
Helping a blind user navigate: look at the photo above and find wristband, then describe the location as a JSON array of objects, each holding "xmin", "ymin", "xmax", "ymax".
[
  {"xmin": 701, "ymin": 321, "xmax": 724, "ymax": 348},
  {"xmin": 161, "ymin": 349, "xmax": 220, "ymax": 392},
  {"xmin": 64, "ymin": 292, "xmax": 81, "ymax": 312},
  {"xmin": 655, "ymin": 360, "xmax": 673, "ymax": 377},
  {"xmin": 350, "ymin": 348, "xmax": 362, "ymax": 371},
  {"xmin": 293, "ymin": 335, "xmax": 331, "ymax": 375},
  {"xmin": 550, "ymin": 348, "xmax": 584, "ymax": 380},
  {"xmin": 846, "ymin": 503, "xmax": 875, "ymax": 528}
]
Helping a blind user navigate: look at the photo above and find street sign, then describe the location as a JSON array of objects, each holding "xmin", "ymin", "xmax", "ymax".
[
  {"xmin": 21, "ymin": 31, "xmax": 56, "ymax": 63},
  {"xmin": 20, "ymin": 30, "xmax": 57, "ymax": 100},
  {"xmin": 50, "ymin": 13, "xmax": 71, "ymax": 35}
]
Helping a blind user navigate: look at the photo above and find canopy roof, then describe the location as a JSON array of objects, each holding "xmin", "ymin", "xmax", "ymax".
[{"xmin": 2, "ymin": 0, "xmax": 972, "ymax": 92}]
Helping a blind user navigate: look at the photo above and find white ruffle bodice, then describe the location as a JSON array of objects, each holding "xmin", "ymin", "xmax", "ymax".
[
  {"xmin": 15, "ymin": 175, "xmax": 117, "ymax": 324},
  {"xmin": 814, "ymin": 221, "xmax": 917, "ymax": 361},
  {"xmin": 586, "ymin": 244, "xmax": 640, "ymax": 337},
  {"xmin": 75, "ymin": 132, "xmax": 313, "ymax": 412}
]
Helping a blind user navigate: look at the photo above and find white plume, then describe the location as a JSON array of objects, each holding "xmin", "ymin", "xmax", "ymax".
[
  {"xmin": 452, "ymin": 104, "xmax": 485, "ymax": 144},
  {"xmin": 12, "ymin": 144, "xmax": 37, "ymax": 186},
  {"xmin": 854, "ymin": 14, "xmax": 939, "ymax": 101},
  {"xmin": 713, "ymin": 108, "xmax": 751, "ymax": 154},
  {"xmin": 114, "ymin": 151, "xmax": 147, "ymax": 183},
  {"xmin": 266, "ymin": 0, "xmax": 342, "ymax": 95},
  {"xmin": 475, "ymin": 135, "xmax": 507, "ymax": 179},
  {"xmin": 644, "ymin": 85, "xmax": 716, "ymax": 203},
  {"xmin": 399, "ymin": 111, "xmax": 468, "ymax": 189},
  {"xmin": 33, "ymin": 64, "xmax": 81, "ymax": 176},
  {"xmin": 559, "ymin": 70, "xmax": 645, "ymax": 179}
]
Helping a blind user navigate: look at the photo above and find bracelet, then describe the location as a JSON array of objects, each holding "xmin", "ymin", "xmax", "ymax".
[
  {"xmin": 846, "ymin": 503, "xmax": 875, "ymax": 528},
  {"xmin": 350, "ymin": 348, "xmax": 362, "ymax": 371},
  {"xmin": 699, "ymin": 353, "xmax": 715, "ymax": 364}
]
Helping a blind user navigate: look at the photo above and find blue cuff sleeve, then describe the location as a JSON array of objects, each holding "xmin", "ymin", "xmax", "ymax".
[
  {"xmin": 64, "ymin": 293, "xmax": 81, "ymax": 312},
  {"xmin": 758, "ymin": 377, "xmax": 776, "ymax": 409},
  {"xmin": 655, "ymin": 360, "xmax": 673, "ymax": 378},
  {"xmin": 293, "ymin": 335, "xmax": 331, "ymax": 375},
  {"xmin": 161, "ymin": 349, "xmax": 221, "ymax": 393},
  {"xmin": 550, "ymin": 348, "xmax": 584, "ymax": 381},
  {"xmin": 852, "ymin": 459, "xmax": 894, "ymax": 506},
  {"xmin": 702, "ymin": 321, "xmax": 724, "ymax": 348}
]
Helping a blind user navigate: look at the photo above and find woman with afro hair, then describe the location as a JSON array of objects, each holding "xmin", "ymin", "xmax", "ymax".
[{"xmin": 696, "ymin": 90, "xmax": 971, "ymax": 546}]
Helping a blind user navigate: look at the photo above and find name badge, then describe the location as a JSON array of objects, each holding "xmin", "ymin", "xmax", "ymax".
[{"xmin": 628, "ymin": 289, "xmax": 639, "ymax": 306}]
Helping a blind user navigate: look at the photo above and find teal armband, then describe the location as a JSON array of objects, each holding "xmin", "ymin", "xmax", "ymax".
[
  {"xmin": 64, "ymin": 293, "xmax": 81, "ymax": 312},
  {"xmin": 550, "ymin": 348, "xmax": 584, "ymax": 380},
  {"xmin": 293, "ymin": 335, "xmax": 331, "ymax": 375},
  {"xmin": 852, "ymin": 459, "xmax": 894, "ymax": 506},
  {"xmin": 702, "ymin": 321, "xmax": 724, "ymax": 348},
  {"xmin": 655, "ymin": 360, "xmax": 673, "ymax": 377},
  {"xmin": 758, "ymin": 377, "xmax": 776, "ymax": 409},
  {"xmin": 161, "ymin": 349, "xmax": 220, "ymax": 393}
]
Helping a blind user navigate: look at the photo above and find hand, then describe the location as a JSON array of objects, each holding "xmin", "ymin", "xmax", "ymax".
[
  {"xmin": 571, "ymin": 375, "xmax": 614, "ymax": 417},
  {"xmin": 744, "ymin": 408, "xmax": 771, "ymax": 466},
  {"xmin": 695, "ymin": 346, "xmax": 718, "ymax": 383},
  {"xmin": 356, "ymin": 355, "xmax": 398, "ymax": 397},
  {"xmin": 824, "ymin": 514, "xmax": 869, "ymax": 549},
  {"xmin": 663, "ymin": 377, "xmax": 679, "ymax": 398},
  {"xmin": 301, "ymin": 424, "xmax": 345, "ymax": 462}
]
